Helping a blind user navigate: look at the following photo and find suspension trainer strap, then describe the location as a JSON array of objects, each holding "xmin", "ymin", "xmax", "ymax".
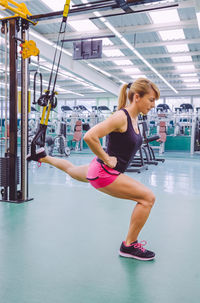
[
  {"xmin": 30, "ymin": 0, "xmax": 71, "ymax": 157},
  {"xmin": 33, "ymin": 56, "xmax": 43, "ymax": 104}
]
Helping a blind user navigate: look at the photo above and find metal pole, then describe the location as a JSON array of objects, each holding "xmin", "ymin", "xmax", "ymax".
[
  {"xmin": 190, "ymin": 114, "xmax": 196, "ymax": 155},
  {"xmin": 4, "ymin": 22, "xmax": 8, "ymax": 153},
  {"xmin": 4, "ymin": 21, "xmax": 8, "ymax": 201},
  {"xmin": 9, "ymin": 18, "xmax": 18, "ymax": 201},
  {"xmin": 21, "ymin": 21, "xmax": 28, "ymax": 200}
]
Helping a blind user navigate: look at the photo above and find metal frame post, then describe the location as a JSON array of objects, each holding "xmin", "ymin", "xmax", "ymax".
[
  {"xmin": 21, "ymin": 20, "xmax": 29, "ymax": 201},
  {"xmin": 9, "ymin": 18, "xmax": 18, "ymax": 201}
]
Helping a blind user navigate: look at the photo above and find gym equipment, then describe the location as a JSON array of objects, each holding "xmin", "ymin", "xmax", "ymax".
[
  {"xmin": 0, "ymin": 10, "xmax": 37, "ymax": 202},
  {"xmin": 126, "ymin": 117, "xmax": 165, "ymax": 173},
  {"xmin": 156, "ymin": 121, "xmax": 167, "ymax": 154},
  {"xmin": 0, "ymin": 0, "xmax": 37, "ymax": 25},
  {"xmin": 70, "ymin": 120, "xmax": 83, "ymax": 152},
  {"xmin": 180, "ymin": 103, "xmax": 194, "ymax": 113},
  {"xmin": 45, "ymin": 118, "xmax": 70, "ymax": 157},
  {"xmin": 126, "ymin": 147, "xmax": 148, "ymax": 173},
  {"xmin": 98, "ymin": 105, "xmax": 112, "ymax": 115},
  {"xmin": 156, "ymin": 104, "xmax": 171, "ymax": 113},
  {"xmin": 29, "ymin": 0, "xmax": 71, "ymax": 159}
]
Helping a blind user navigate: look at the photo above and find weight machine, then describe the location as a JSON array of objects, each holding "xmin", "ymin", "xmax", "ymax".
[
  {"xmin": 0, "ymin": 0, "xmax": 39, "ymax": 202},
  {"xmin": 0, "ymin": 0, "xmax": 70, "ymax": 202}
]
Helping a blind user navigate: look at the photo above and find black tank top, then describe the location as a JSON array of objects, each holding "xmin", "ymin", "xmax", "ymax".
[{"xmin": 98, "ymin": 108, "xmax": 143, "ymax": 173}]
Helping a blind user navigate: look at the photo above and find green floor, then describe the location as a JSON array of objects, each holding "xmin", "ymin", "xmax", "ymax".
[{"xmin": 0, "ymin": 152, "xmax": 200, "ymax": 303}]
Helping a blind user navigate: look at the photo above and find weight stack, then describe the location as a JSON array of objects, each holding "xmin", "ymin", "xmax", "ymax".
[{"xmin": 0, "ymin": 157, "xmax": 20, "ymax": 187}]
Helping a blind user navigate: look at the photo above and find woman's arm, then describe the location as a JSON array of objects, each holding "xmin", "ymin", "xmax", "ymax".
[{"xmin": 83, "ymin": 110, "xmax": 126, "ymax": 168}]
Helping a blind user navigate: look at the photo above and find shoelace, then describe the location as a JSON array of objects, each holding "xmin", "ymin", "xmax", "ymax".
[
  {"xmin": 133, "ymin": 240, "xmax": 147, "ymax": 252},
  {"xmin": 37, "ymin": 160, "xmax": 42, "ymax": 168}
]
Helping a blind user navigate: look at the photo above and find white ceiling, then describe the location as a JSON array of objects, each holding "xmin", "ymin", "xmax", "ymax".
[{"xmin": 1, "ymin": 0, "xmax": 200, "ymax": 101}]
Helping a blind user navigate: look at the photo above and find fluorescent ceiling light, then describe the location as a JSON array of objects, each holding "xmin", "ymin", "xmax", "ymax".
[
  {"xmin": 99, "ymin": 19, "xmax": 178, "ymax": 93},
  {"xmin": 149, "ymin": 9, "xmax": 179, "ymax": 24},
  {"xmin": 30, "ymin": 29, "xmax": 72, "ymax": 56},
  {"xmin": 43, "ymin": 62, "xmax": 52, "ymax": 68},
  {"xmin": 104, "ymin": 20, "xmax": 122, "ymax": 39},
  {"xmin": 92, "ymin": 11, "xmax": 106, "ymax": 23},
  {"xmin": 41, "ymin": 0, "xmax": 74, "ymax": 11},
  {"xmin": 185, "ymin": 83, "xmax": 200, "ymax": 88},
  {"xmin": 100, "ymin": 38, "xmax": 113, "ymax": 46},
  {"xmin": 131, "ymin": 74, "xmax": 146, "ymax": 79},
  {"xmin": 159, "ymin": 29, "xmax": 185, "ymax": 40},
  {"xmin": 39, "ymin": 66, "xmax": 50, "ymax": 72},
  {"xmin": 103, "ymin": 49, "xmax": 124, "ymax": 57},
  {"xmin": 172, "ymin": 56, "xmax": 192, "ymax": 62},
  {"xmin": 144, "ymin": 1, "xmax": 175, "ymax": 6},
  {"xmin": 59, "ymin": 69, "xmax": 93, "ymax": 87},
  {"xmin": 30, "ymin": 29, "xmax": 53, "ymax": 46},
  {"xmin": 31, "ymin": 56, "xmax": 47, "ymax": 64},
  {"xmin": 197, "ymin": 12, "xmax": 200, "ymax": 31},
  {"xmin": 79, "ymin": 0, "xmax": 178, "ymax": 94},
  {"xmin": 87, "ymin": 63, "xmax": 111, "ymax": 77},
  {"xmin": 180, "ymin": 73, "xmax": 197, "ymax": 77},
  {"xmin": 182, "ymin": 78, "xmax": 199, "ymax": 83},
  {"xmin": 166, "ymin": 44, "xmax": 189, "ymax": 53},
  {"xmin": 176, "ymin": 64, "xmax": 195, "ymax": 71},
  {"xmin": 89, "ymin": 87, "xmax": 105, "ymax": 92},
  {"xmin": 113, "ymin": 60, "xmax": 133, "ymax": 66},
  {"xmin": 57, "ymin": 87, "xmax": 69, "ymax": 92},
  {"xmin": 122, "ymin": 67, "xmax": 141, "ymax": 74},
  {"xmin": 68, "ymin": 20, "xmax": 99, "ymax": 32}
]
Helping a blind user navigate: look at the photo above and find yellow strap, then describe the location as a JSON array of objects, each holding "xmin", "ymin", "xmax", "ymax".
[
  {"xmin": 44, "ymin": 104, "xmax": 52, "ymax": 125},
  {"xmin": 63, "ymin": 0, "xmax": 70, "ymax": 18},
  {"xmin": 40, "ymin": 106, "xmax": 46, "ymax": 125}
]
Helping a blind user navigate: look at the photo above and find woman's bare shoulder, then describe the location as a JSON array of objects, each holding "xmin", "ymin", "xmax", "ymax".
[
  {"xmin": 111, "ymin": 109, "xmax": 127, "ymax": 120},
  {"xmin": 108, "ymin": 109, "xmax": 127, "ymax": 131}
]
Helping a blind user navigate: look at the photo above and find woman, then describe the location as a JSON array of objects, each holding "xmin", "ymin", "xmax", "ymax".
[{"xmin": 27, "ymin": 78, "xmax": 160, "ymax": 261}]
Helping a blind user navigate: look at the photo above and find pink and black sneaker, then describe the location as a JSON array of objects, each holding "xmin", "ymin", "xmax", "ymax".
[
  {"xmin": 119, "ymin": 240, "xmax": 155, "ymax": 261},
  {"xmin": 26, "ymin": 147, "xmax": 47, "ymax": 162}
]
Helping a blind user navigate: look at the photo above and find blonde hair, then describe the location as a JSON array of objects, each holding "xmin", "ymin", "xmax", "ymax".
[{"xmin": 118, "ymin": 78, "xmax": 160, "ymax": 110}]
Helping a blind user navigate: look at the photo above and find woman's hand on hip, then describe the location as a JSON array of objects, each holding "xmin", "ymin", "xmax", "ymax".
[{"xmin": 104, "ymin": 156, "xmax": 117, "ymax": 168}]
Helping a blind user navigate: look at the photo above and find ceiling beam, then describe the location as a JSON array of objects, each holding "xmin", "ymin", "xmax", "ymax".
[
  {"xmin": 37, "ymin": 0, "xmax": 196, "ymax": 25},
  {"xmin": 101, "ymin": 37, "xmax": 200, "ymax": 49},
  {"xmin": 104, "ymin": 61, "xmax": 200, "ymax": 70},
  {"xmin": 29, "ymin": 31, "xmax": 119, "ymax": 97},
  {"xmin": 43, "ymin": 19, "xmax": 198, "ymax": 41},
  {"xmin": 86, "ymin": 51, "xmax": 200, "ymax": 62}
]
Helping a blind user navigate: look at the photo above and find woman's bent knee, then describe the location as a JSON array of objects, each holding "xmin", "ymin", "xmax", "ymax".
[
  {"xmin": 138, "ymin": 190, "xmax": 156, "ymax": 208},
  {"xmin": 149, "ymin": 192, "xmax": 156, "ymax": 206},
  {"xmin": 146, "ymin": 191, "xmax": 156, "ymax": 207}
]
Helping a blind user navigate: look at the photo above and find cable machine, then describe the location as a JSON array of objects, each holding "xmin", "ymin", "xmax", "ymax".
[
  {"xmin": 0, "ymin": 0, "xmax": 71, "ymax": 203},
  {"xmin": 0, "ymin": 1, "xmax": 38, "ymax": 203}
]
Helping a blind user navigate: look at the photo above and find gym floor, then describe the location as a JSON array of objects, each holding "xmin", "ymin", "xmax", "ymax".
[{"xmin": 0, "ymin": 152, "xmax": 200, "ymax": 303}]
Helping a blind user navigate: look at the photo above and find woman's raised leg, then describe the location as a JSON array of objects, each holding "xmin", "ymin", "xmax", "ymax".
[{"xmin": 41, "ymin": 156, "xmax": 89, "ymax": 183}]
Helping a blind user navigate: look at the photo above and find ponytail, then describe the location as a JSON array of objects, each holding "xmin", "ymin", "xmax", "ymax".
[
  {"xmin": 118, "ymin": 84, "xmax": 128, "ymax": 110},
  {"xmin": 117, "ymin": 78, "xmax": 160, "ymax": 110}
]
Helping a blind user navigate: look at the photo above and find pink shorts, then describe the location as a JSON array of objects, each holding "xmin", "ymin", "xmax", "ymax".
[{"xmin": 87, "ymin": 157, "xmax": 120, "ymax": 189}]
